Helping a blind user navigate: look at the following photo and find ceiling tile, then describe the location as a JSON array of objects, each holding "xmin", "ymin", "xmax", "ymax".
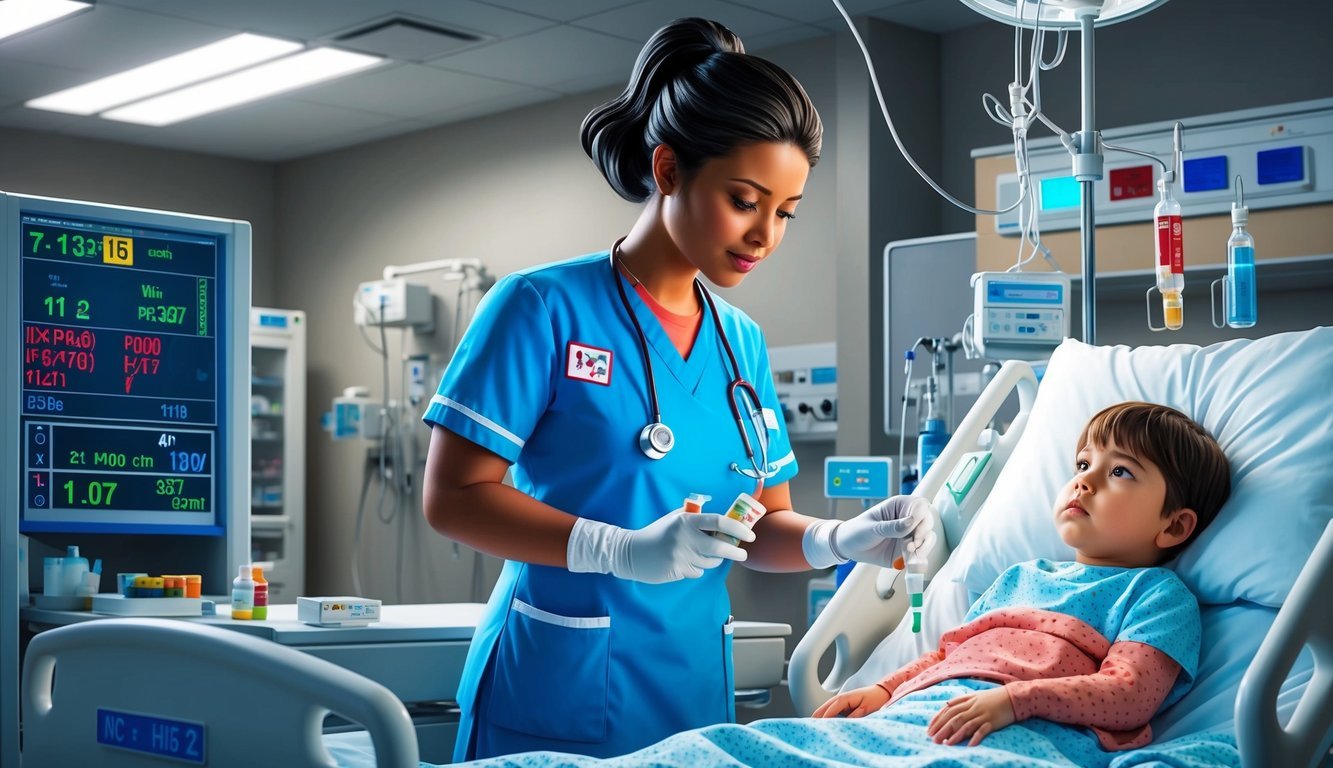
[
  {"xmin": 79, "ymin": 99, "xmax": 400, "ymax": 160},
  {"xmin": 256, "ymin": 118, "xmax": 439, "ymax": 161},
  {"xmin": 880, "ymin": 1, "xmax": 987, "ymax": 33},
  {"xmin": 0, "ymin": 58, "xmax": 83, "ymax": 106},
  {"xmin": 472, "ymin": 0, "xmax": 642, "ymax": 24},
  {"xmin": 0, "ymin": 5, "xmax": 235, "ymax": 74},
  {"xmin": 429, "ymin": 25, "xmax": 641, "ymax": 90},
  {"xmin": 0, "ymin": 105, "xmax": 84, "ymax": 133},
  {"xmin": 295, "ymin": 63, "xmax": 550, "ymax": 119},
  {"xmin": 410, "ymin": 88, "xmax": 563, "ymax": 128},
  {"xmin": 572, "ymin": 0, "xmax": 807, "ymax": 43},
  {"xmin": 719, "ymin": 0, "xmax": 845, "ymax": 24},
  {"xmin": 103, "ymin": 0, "xmax": 554, "ymax": 43},
  {"xmin": 742, "ymin": 25, "xmax": 829, "ymax": 54}
]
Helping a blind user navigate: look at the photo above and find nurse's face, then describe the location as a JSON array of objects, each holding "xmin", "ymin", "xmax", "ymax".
[{"xmin": 661, "ymin": 141, "xmax": 809, "ymax": 288}]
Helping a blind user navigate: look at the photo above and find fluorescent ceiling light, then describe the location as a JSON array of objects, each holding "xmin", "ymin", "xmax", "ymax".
[
  {"xmin": 26, "ymin": 33, "xmax": 303, "ymax": 116},
  {"xmin": 0, "ymin": 0, "xmax": 90, "ymax": 42},
  {"xmin": 102, "ymin": 48, "xmax": 383, "ymax": 126}
]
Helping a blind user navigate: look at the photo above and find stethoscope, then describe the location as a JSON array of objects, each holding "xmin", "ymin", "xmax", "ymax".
[{"xmin": 610, "ymin": 247, "xmax": 775, "ymax": 481}]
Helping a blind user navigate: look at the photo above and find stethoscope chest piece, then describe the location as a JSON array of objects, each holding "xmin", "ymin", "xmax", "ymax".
[{"xmin": 639, "ymin": 421, "xmax": 675, "ymax": 460}]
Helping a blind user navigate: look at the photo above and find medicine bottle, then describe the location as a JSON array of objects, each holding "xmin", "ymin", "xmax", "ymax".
[
  {"xmin": 251, "ymin": 566, "xmax": 269, "ymax": 620},
  {"xmin": 231, "ymin": 565, "xmax": 255, "ymax": 620}
]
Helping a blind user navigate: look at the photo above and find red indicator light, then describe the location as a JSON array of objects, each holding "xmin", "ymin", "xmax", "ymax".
[{"xmin": 1109, "ymin": 165, "xmax": 1155, "ymax": 201}]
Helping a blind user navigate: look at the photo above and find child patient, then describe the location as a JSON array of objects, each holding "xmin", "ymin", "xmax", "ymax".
[{"xmin": 813, "ymin": 401, "xmax": 1231, "ymax": 752}]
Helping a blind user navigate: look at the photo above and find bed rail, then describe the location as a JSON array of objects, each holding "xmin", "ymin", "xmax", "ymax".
[
  {"xmin": 21, "ymin": 617, "xmax": 419, "ymax": 768},
  {"xmin": 1236, "ymin": 519, "xmax": 1333, "ymax": 768},
  {"xmin": 788, "ymin": 360, "xmax": 1039, "ymax": 716}
]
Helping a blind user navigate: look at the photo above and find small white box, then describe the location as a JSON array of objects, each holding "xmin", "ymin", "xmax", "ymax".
[
  {"xmin": 298, "ymin": 596, "xmax": 381, "ymax": 626},
  {"xmin": 353, "ymin": 279, "xmax": 432, "ymax": 328}
]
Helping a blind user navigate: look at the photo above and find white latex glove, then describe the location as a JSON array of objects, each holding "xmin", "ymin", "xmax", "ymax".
[
  {"xmin": 567, "ymin": 510, "xmax": 755, "ymax": 584},
  {"xmin": 802, "ymin": 495, "xmax": 934, "ymax": 570}
]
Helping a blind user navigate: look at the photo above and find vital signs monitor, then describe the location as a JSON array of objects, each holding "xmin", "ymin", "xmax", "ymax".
[{"xmin": 3, "ymin": 192, "xmax": 252, "ymax": 585}]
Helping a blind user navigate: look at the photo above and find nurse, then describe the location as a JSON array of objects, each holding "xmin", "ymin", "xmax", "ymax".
[{"xmin": 422, "ymin": 17, "xmax": 929, "ymax": 761}]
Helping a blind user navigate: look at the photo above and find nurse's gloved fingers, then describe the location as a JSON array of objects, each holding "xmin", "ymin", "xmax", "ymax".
[
  {"xmin": 694, "ymin": 555, "xmax": 724, "ymax": 570},
  {"xmin": 695, "ymin": 536, "xmax": 748, "ymax": 563},
  {"xmin": 692, "ymin": 513, "xmax": 756, "ymax": 544},
  {"xmin": 907, "ymin": 530, "xmax": 939, "ymax": 558}
]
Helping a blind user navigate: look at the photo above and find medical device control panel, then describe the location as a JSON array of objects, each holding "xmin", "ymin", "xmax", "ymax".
[
  {"xmin": 824, "ymin": 456, "xmax": 892, "ymax": 500},
  {"xmin": 19, "ymin": 211, "xmax": 226, "ymax": 534},
  {"xmin": 770, "ymin": 342, "xmax": 837, "ymax": 440},
  {"xmin": 987, "ymin": 99, "xmax": 1333, "ymax": 234},
  {"xmin": 970, "ymin": 271, "xmax": 1070, "ymax": 361}
]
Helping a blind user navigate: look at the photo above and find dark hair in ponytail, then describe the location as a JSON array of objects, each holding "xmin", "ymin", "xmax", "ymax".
[{"xmin": 581, "ymin": 17, "xmax": 822, "ymax": 203}]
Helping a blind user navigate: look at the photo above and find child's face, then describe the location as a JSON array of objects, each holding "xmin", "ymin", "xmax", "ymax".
[{"xmin": 1052, "ymin": 438, "xmax": 1181, "ymax": 568}]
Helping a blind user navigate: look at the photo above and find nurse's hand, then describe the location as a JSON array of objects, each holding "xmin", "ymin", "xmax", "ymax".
[
  {"xmin": 567, "ymin": 511, "xmax": 754, "ymax": 584},
  {"xmin": 802, "ymin": 496, "xmax": 933, "ymax": 569}
]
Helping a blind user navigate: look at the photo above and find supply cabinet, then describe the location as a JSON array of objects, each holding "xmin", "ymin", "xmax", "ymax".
[{"xmin": 250, "ymin": 308, "xmax": 306, "ymax": 603}]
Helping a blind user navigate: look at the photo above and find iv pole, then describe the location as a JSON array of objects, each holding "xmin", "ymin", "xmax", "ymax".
[{"xmin": 1072, "ymin": 9, "xmax": 1101, "ymax": 344}]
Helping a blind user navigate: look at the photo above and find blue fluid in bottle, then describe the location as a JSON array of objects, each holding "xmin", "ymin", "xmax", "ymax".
[
  {"xmin": 1227, "ymin": 247, "xmax": 1257, "ymax": 328},
  {"xmin": 917, "ymin": 418, "xmax": 949, "ymax": 480}
]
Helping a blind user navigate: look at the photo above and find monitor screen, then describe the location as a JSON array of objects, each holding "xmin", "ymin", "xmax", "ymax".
[
  {"xmin": 19, "ymin": 210, "xmax": 227, "ymax": 534},
  {"xmin": 985, "ymin": 280, "xmax": 1064, "ymax": 305}
]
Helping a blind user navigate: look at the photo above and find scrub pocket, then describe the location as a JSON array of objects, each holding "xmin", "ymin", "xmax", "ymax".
[
  {"xmin": 722, "ymin": 615, "xmax": 736, "ymax": 723},
  {"xmin": 487, "ymin": 597, "xmax": 611, "ymax": 743}
]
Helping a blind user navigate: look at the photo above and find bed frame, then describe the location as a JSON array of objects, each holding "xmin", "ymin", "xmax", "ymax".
[
  {"xmin": 21, "ymin": 617, "xmax": 418, "ymax": 767},
  {"xmin": 789, "ymin": 359, "xmax": 1038, "ymax": 716}
]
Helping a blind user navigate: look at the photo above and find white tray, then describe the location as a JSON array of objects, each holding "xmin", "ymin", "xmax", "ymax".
[{"xmin": 92, "ymin": 594, "xmax": 203, "ymax": 617}]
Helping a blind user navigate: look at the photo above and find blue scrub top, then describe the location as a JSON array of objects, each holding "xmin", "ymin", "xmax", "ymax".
[{"xmin": 422, "ymin": 252, "xmax": 797, "ymax": 760}]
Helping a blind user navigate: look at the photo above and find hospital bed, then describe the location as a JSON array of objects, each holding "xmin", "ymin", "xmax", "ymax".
[{"xmin": 20, "ymin": 327, "xmax": 1333, "ymax": 767}]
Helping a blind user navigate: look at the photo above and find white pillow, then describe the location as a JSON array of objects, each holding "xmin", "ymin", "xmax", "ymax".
[{"xmin": 959, "ymin": 326, "xmax": 1333, "ymax": 608}]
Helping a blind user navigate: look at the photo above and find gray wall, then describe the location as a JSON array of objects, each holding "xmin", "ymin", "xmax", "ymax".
[{"xmin": 0, "ymin": 128, "xmax": 278, "ymax": 306}]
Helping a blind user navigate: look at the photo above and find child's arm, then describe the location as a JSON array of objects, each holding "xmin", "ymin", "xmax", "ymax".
[
  {"xmin": 927, "ymin": 642, "xmax": 1178, "ymax": 748},
  {"xmin": 810, "ymin": 648, "xmax": 946, "ymax": 718},
  {"xmin": 1004, "ymin": 641, "xmax": 1179, "ymax": 730},
  {"xmin": 874, "ymin": 648, "xmax": 947, "ymax": 699}
]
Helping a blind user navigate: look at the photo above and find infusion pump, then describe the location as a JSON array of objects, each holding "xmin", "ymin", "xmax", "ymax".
[{"xmin": 970, "ymin": 271, "xmax": 1070, "ymax": 361}]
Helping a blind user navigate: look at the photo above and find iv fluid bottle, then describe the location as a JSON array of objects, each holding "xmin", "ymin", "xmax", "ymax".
[
  {"xmin": 231, "ymin": 565, "xmax": 255, "ymax": 620},
  {"xmin": 1154, "ymin": 179, "xmax": 1184, "ymax": 330},
  {"xmin": 917, "ymin": 418, "xmax": 948, "ymax": 481},
  {"xmin": 1226, "ymin": 205, "xmax": 1257, "ymax": 328}
]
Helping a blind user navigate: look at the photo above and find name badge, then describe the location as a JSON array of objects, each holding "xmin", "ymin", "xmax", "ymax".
[
  {"xmin": 762, "ymin": 407, "xmax": 779, "ymax": 431},
  {"xmin": 566, "ymin": 342, "xmax": 612, "ymax": 386}
]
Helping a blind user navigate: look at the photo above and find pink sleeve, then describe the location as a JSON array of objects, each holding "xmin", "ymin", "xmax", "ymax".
[
  {"xmin": 1005, "ymin": 641, "xmax": 1180, "ymax": 751},
  {"xmin": 875, "ymin": 649, "xmax": 946, "ymax": 698}
]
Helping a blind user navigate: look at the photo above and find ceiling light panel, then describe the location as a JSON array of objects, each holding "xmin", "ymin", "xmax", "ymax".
[
  {"xmin": 26, "ymin": 33, "xmax": 303, "ymax": 116},
  {"xmin": 0, "ymin": 0, "xmax": 90, "ymax": 42},
  {"xmin": 101, "ymin": 48, "xmax": 384, "ymax": 127}
]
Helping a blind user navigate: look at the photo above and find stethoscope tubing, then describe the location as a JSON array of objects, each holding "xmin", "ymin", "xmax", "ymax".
[{"xmin": 611, "ymin": 251, "xmax": 773, "ymax": 477}]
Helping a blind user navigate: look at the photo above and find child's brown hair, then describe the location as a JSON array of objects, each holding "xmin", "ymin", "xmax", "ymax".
[{"xmin": 1078, "ymin": 401, "xmax": 1231, "ymax": 560}]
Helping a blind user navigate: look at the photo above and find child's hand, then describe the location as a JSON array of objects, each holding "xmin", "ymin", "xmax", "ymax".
[
  {"xmin": 811, "ymin": 685, "xmax": 890, "ymax": 718},
  {"xmin": 925, "ymin": 686, "xmax": 1015, "ymax": 746}
]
